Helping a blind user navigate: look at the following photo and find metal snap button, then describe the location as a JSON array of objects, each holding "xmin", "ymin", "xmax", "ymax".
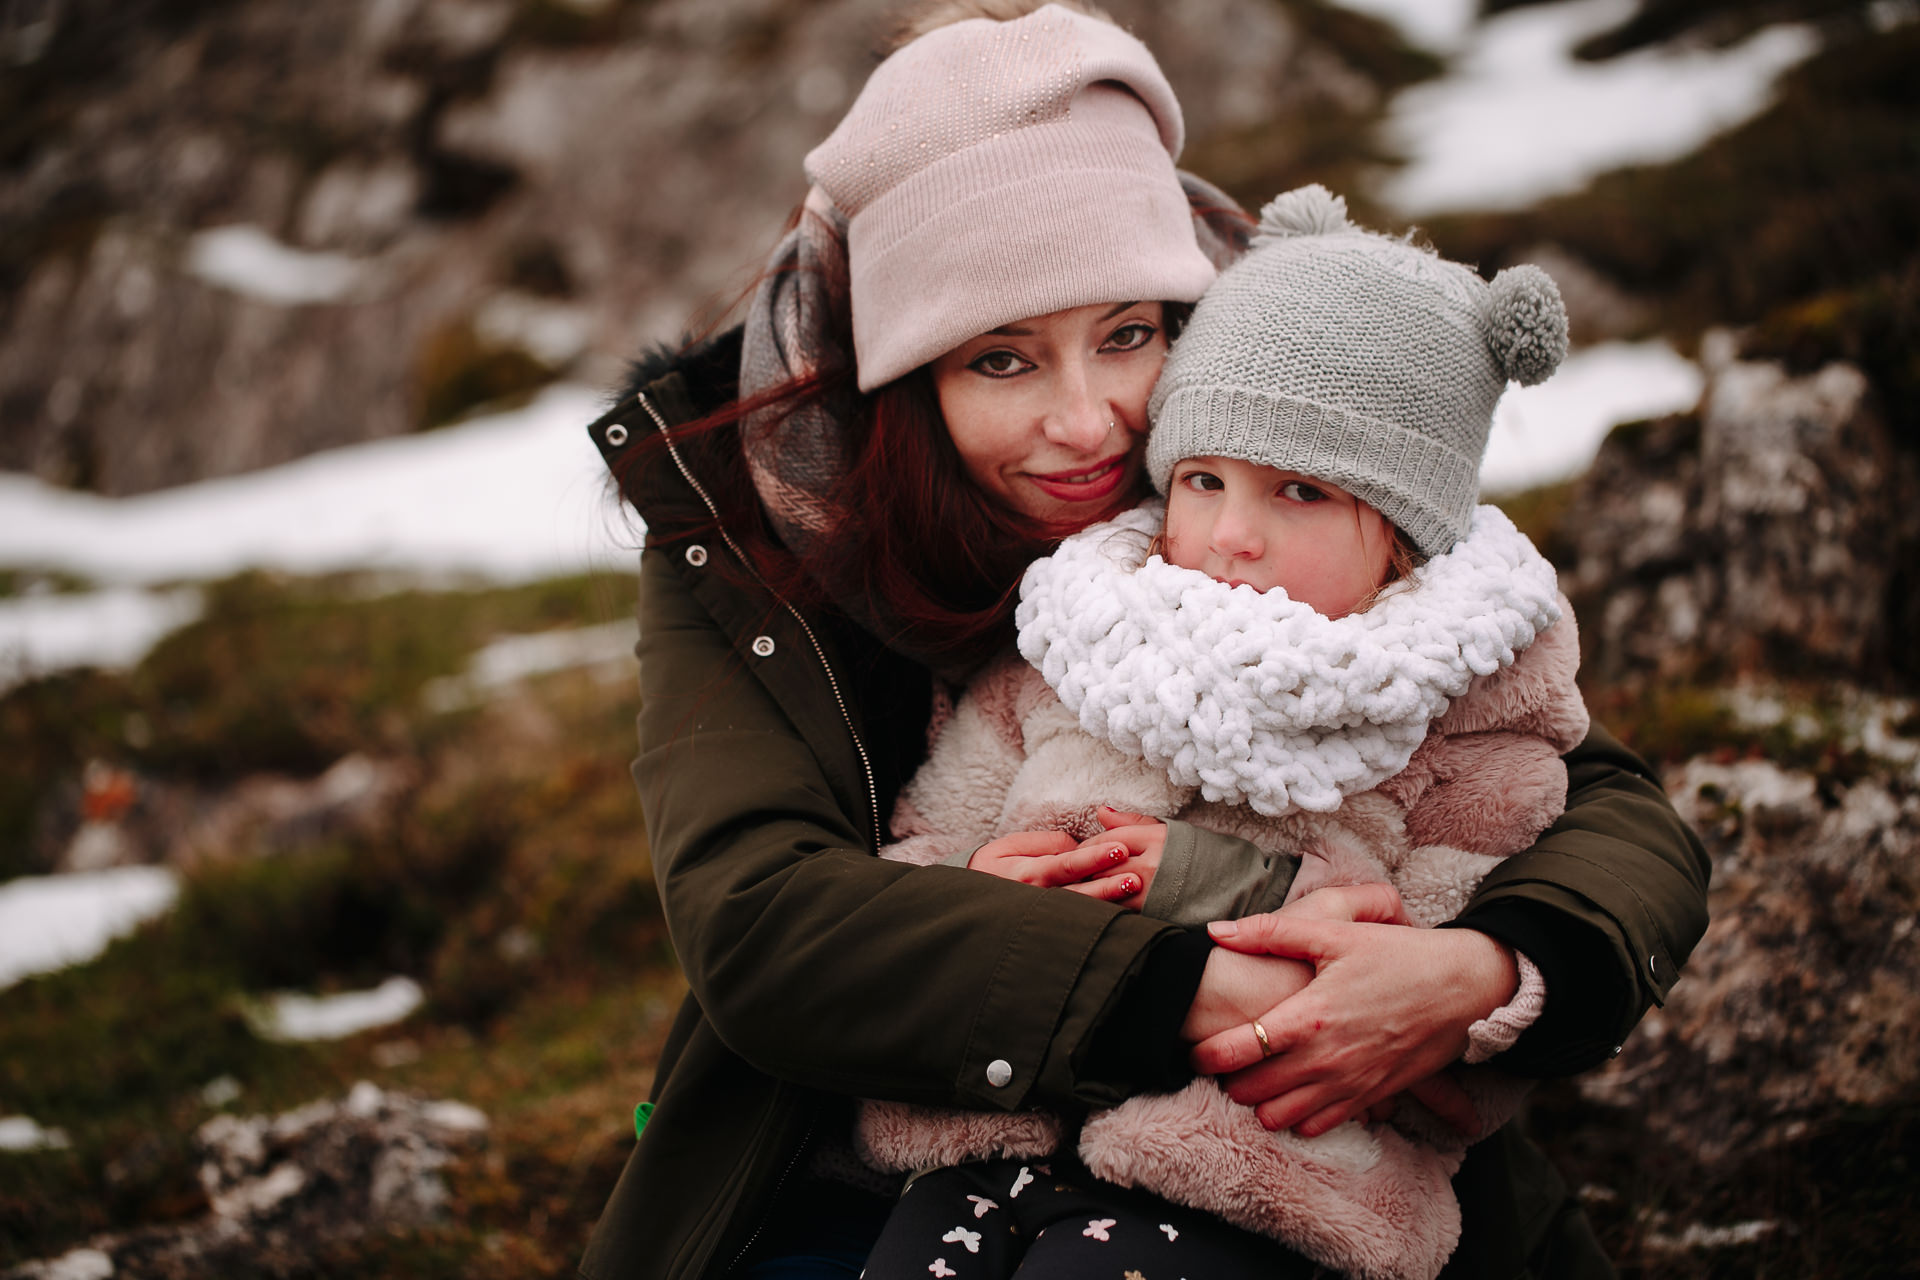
[
  {"xmin": 1648, "ymin": 953, "xmax": 1664, "ymax": 982},
  {"xmin": 985, "ymin": 1059, "xmax": 1013, "ymax": 1088},
  {"xmin": 685, "ymin": 544, "xmax": 708, "ymax": 567},
  {"xmin": 605, "ymin": 423, "xmax": 629, "ymax": 447},
  {"xmin": 1611, "ymin": 1043, "xmax": 1624, "ymax": 1058},
  {"xmin": 751, "ymin": 635, "xmax": 776, "ymax": 658}
]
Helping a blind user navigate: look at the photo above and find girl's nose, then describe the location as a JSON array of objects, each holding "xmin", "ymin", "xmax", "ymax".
[{"xmin": 1211, "ymin": 502, "xmax": 1265, "ymax": 559}]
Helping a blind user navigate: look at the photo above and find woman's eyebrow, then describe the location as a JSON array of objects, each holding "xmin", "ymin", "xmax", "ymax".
[{"xmin": 986, "ymin": 301, "xmax": 1144, "ymax": 338}]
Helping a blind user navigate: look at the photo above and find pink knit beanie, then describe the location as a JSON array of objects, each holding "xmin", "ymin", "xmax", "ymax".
[{"xmin": 805, "ymin": 4, "xmax": 1218, "ymax": 391}]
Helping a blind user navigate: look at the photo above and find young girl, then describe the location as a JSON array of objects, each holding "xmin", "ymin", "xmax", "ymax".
[{"xmin": 855, "ymin": 185, "xmax": 1585, "ymax": 1280}]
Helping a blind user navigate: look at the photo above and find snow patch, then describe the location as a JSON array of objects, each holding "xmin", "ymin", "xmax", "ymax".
[
  {"xmin": 1482, "ymin": 340, "xmax": 1703, "ymax": 494},
  {"xmin": 0, "ymin": 383, "xmax": 635, "ymax": 590},
  {"xmin": 1378, "ymin": 0, "xmax": 1819, "ymax": 214},
  {"xmin": 0, "ymin": 866, "xmax": 180, "ymax": 990},
  {"xmin": 0, "ymin": 1115, "xmax": 72, "ymax": 1152},
  {"xmin": 8, "ymin": 1248, "xmax": 116, "ymax": 1280},
  {"xmin": 246, "ymin": 976, "xmax": 426, "ymax": 1042},
  {"xmin": 421, "ymin": 619, "xmax": 636, "ymax": 711},
  {"xmin": 1644, "ymin": 1218, "xmax": 1779, "ymax": 1252},
  {"xmin": 0, "ymin": 587, "xmax": 203, "ymax": 693},
  {"xmin": 185, "ymin": 225, "xmax": 368, "ymax": 305},
  {"xmin": 1324, "ymin": 0, "xmax": 1479, "ymax": 52}
]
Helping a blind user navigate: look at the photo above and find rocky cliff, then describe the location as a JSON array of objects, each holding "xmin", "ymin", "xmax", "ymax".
[{"xmin": 0, "ymin": 0, "xmax": 1428, "ymax": 496}]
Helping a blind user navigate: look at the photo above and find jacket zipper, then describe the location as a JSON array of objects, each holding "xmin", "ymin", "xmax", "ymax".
[
  {"xmin": 636, "ymin": 390, "xmax": 883, "ymax": 852},
  {"xmin": 723, "ymin": 1103, "xmax": 815, "ymax": 1276}
]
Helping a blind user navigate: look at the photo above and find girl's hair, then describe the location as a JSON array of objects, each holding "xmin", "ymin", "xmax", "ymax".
[{"xmin": 1354, "ymin": 524, "xmax": 1426, "ymax": 613}]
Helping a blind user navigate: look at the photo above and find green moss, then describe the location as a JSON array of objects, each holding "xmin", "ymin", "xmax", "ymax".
[
  {"xmin": 414, "ymin": 320, "xmax": 558, "ymax": 432},
  {"xmin": 0, "ymin": 570, "xmax": 95, "ymax": 600},
  {"xmin": 1491, "ymin": 478, "xmax": 1581, "ymax": 568},
  {"xmin": 1589, "ymin": 678, "xmax": 1901, "ymax": 784},
  {"xmin": 1742, "ymin": 261, "xmax": 1920, "ymax": 447},
  {"xmin": 0, "ymin": 572, "xmax": 632, "ymax": 879}
]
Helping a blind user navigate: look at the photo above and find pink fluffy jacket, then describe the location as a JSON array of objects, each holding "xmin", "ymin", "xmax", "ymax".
[{"xmin": 857, "ymin": 503, "xmax": 1590, "ymax": 1280}]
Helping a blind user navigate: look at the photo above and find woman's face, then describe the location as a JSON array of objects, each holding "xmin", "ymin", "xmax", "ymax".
[
  {"xmin": 929, "ymin": 301, "xmax": 1167, "ymax": 525},
  {"xmin": 1162, "ymin": 455, "xmax": 1395, "ymax": 618}
]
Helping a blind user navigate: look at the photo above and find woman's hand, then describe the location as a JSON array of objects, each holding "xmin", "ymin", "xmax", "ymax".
[
  {"xmin": 1190, "ymin": 913, "xmax": 1516, "ymax": 1137},
  {"xmin": 1177, "ymin": 883, "xmax": 1404, "ymax": 1043}
]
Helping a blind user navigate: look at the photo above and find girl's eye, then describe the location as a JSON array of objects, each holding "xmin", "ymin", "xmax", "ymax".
[
  {"xmin": 1281, "ymin": 481, "xmax": 1327, "ymax": 503},
  {"xmin": 968, "ymin": 349, "xmax": 1035, "ymax": 378},
  {"xmin": 1102, "ymin": 321, "xmax": 1159, "ymax": 353},
  {"xmin": 1179, "ymin": 471, "xmax": 1223, "ymax": 492}
]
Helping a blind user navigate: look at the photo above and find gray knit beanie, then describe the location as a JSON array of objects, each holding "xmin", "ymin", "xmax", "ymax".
[{"xmin": 1146, "ymin": 185, "xmax": 1569, "ymax": 557}]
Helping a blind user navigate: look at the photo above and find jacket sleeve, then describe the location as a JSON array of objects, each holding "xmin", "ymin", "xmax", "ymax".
[
  {"xmin": 634, "ymin": 542, "xmax": 1188, "ymax": 1113},
  {"xmin": 1444, "ymin": 721, "xmax": 1709, "ymax": 1076},
  {"xmin": 1142, "ymin": 822, "xmax": 1298, "ymax": 924}
]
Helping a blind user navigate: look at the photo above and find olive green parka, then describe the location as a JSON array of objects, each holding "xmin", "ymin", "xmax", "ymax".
[{"xmin": 579, "ymin": 332, "xmax": 1709, "ymax": 1279}]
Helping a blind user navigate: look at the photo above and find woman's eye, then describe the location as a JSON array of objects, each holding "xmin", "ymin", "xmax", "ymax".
[
  {"xmin": 1180, "ymin": 471, "xmax": 1223, "ymax": 492},
  {"xmin": 1103, "ymin": 322, "xmax": 1158, "ymax": 353},
  {"xmin": 969, "ymin": 349, "xmax": 1034, "ymax": 378},
  {"xmin": 1281, "ymin": 481, "xmax": 1327, "ymax": 503}
]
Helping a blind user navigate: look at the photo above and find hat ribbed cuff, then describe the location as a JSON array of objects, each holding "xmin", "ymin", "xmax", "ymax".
[
  {"xmin": 1147, "ymin": 385, "xmax": 1481, "ymax": 558},
  {"xmin": 847, "ymin": 102, "xmax": 1215, "ymax": 389}
]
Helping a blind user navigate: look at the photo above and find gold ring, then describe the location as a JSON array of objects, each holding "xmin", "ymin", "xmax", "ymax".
[{"xmin": 1252, "ymin": 1020, "xmax": 1273, "ymax": 1057}]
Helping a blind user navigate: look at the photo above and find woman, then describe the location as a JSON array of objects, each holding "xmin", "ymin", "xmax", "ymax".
[{"xmin": 582, "ymin": 4, "xmax": 1708, "ymax": 1277}]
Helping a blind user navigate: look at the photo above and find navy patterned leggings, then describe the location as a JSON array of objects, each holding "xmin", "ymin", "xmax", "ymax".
[{"xmin": 861, "ymin": 1156, "xmax": 1328, "ymax": 1279}]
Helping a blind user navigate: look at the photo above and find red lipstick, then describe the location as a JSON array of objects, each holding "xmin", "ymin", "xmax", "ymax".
[{"xmin": 1027, "ymin": 454, "xmax": 1129, "ymax": 504}]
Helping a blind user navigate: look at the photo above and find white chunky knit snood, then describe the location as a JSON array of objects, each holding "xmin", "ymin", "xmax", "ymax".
[{"xmin": 1015, "ymin": 500, "xmax": 1563, "ymax": 816}]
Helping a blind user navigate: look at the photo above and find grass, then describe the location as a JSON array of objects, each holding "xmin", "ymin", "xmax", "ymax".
[
  {"xmin": 0, "ymin": 569, "xmax": 634, "ymax": 879},
  {"xmin": 0, "ymin": 567, "xmax": 672, "ymax": 1271}
]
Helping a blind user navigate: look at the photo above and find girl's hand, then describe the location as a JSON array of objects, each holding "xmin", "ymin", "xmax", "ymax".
[
  {"xmin": 1066, "ymin": 806, "xmax": 1166, "ymax": 910},
  {"xmin": 1189, "ymin": 914, "xmax": 1512, "ymax": 1138},
  {"xmin": 968, "ymin": 830, "xmax": 1134, "ymax": 895}
]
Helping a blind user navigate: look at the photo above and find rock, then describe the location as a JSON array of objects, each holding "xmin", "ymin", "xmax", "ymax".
[
  {"xmin": 0, "ymin": 0, "xmax": 1422, "ymax": 496},
  {"xmin": 1576, "ymin": 757, "xmax": 1920, "ymax": 1169},
  {"xmin": 1563, "ymin": 339, "xmax": 1920, "ymax": 690},
  {"xmin": 42, "ymin": 753, "xmax": 417, "ymax": 874},
  {"xmin": 5, "ymin": 1083, "xmax": 488, "ymax": 1279}
]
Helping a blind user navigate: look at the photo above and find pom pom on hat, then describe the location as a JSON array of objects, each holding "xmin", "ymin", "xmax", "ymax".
[
  {"xmin": 1253, "ymin": 184, "xmax": 1351, "ymax": 244},
  {"xmin": 1486, "ymin": 264, "xmax": 1570, "ymax": 386}
]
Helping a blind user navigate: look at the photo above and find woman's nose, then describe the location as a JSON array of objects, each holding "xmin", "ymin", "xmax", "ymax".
[{"xmin": 1041, "ymin": 359, "xmax": 1113, "ymax": 452}]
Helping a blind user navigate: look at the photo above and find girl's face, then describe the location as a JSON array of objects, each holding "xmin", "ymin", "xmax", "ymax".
[
  {"xmin": 1163, "ymin": 456, "xmax": 1396, "ymax": 618},
  {"xmin": 930, "ymin": 301, "xmax": 1167, "ymax": 524}
]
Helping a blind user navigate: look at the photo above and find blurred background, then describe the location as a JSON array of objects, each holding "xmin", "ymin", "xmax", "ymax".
[{"xmin": 1, "ymin": 0, "xmax": 1915, "ymax": 1275}]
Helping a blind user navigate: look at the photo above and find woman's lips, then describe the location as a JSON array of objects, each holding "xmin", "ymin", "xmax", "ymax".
[{"xmin": 1027, "ymin": 454, "xmax": 1129, "ymax": 504}]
